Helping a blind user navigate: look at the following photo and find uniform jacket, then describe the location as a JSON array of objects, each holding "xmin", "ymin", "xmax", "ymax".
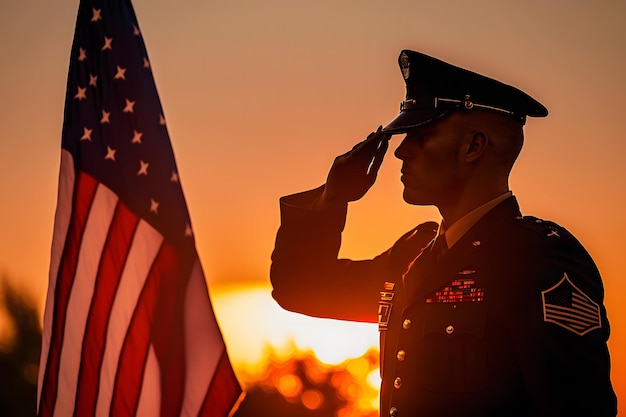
[{"xmin": 270, "ymin": 188, "xmax": 617, "ymax": 416}]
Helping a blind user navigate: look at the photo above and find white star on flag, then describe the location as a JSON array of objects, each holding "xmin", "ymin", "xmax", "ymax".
[
  {"xmin": 114, "ymin": 65, "xmax": 126, "ymax": 79},
  {"xmin": 104, "ymin": 146, "xmax": 116, "ymax": 160},
  {"xmin": 101, "ymin": 36, "xmax": 113, "ymax": 51},
  {"xmin": 123, "ymin": 98, "xmax": 135, "ymax": 113},
  {"xmin": 150, "ymin": 198, "xmax": 159, "ymax": 213},
  {"xmin": 81, "ymin": 127, "xmax": 93, "ymax": 141},
  {"xmin": 91, "ymin": 8, "xmax": 102, "ymax": 22},
  {"xmin": 74, "ymin": 86, "xmax": 87, "ymax": 100},
  {"xmin": 131, "ymin": 130, "xmax": 143, "ymax": 144},
  {"xmin": 137, "ymin": 160, "xmax": 149, "ymax": 176},
  {"xmin": 100, "ymin": 110, "xmax": 110, "ymax": 123}
]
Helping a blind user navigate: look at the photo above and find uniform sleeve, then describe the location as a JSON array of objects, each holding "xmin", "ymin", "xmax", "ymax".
[
  {"xmin": 510, "ymin": 227, "xmax": 617, "ymax": 416},
  {"xmin": 270, "ymin": 186, "xmax": 437, "ymax": 323},
  {"xmin": 270, "ymin": 186, "xmax": 390, "ymax": 322}
]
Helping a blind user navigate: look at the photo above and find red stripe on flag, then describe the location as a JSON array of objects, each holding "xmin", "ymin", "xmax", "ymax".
[
  {"xmin": 110, "ymin": 242, "xmax": 178, "ymax": 417},
  {"xmin": 40, "ymin": 172, "xmax": 99, "ymax": 417},
  {"xmin": 199, "ymin": 351, "xmax": 243, "ymax": 417},
  {"xmin": 152, "ymin": 247, "xmax": 189, "ymax": 417},
  {"xmin": 74, "ymin": 202, "xmax": 139, "ymax": 416}
]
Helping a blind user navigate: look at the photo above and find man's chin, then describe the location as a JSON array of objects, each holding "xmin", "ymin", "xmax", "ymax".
[{"xmin": 402, "ymin": 192, "xmax": 431, "ymax": 206}]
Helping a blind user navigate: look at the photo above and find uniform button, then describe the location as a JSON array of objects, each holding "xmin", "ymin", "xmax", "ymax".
[
  {"xmin": 446, "ymin": 325, "xmax": 454, "ymax": 334},
  {"xmin": 402, "ymin": 319, "xmax": 412, "ymax": 329},
  {"xmin": 396, "ymin": 350, "xmax": 406, "ymax": 362},
  {"xmin": 389, "ymin": 406, "xmax": 398, "ymax": 417},
  {"xmin": 394, "ymin": 377, "xmax": 402, "ymax": 389}
]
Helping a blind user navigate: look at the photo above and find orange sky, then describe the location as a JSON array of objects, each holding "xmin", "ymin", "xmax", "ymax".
[{"xmin": 1, "ymin": 0, "xmax": 625, "ymax": 412}]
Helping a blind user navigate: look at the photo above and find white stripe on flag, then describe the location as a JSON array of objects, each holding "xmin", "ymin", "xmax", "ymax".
[
  {"xmin": 181, "ymin": 260, "xmax": 224, "ymax": 416},
  {"xmin": 38, "ymin": 149, "xmax": 76, "ymax": 407},
  {"xmin": 55, "ymin": 183, "xmax": 118, "ymax": 417},
  {"xmin": 136, "ymin": 344, "xmax": 161, "ymax": 416},
  {"xmin": 96, "ymin": 219, "xmax": 163, "ymax": 416}
]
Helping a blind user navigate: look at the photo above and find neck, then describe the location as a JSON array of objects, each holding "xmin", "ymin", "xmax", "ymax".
[{"xmin": 437, "ymin": 182, "xmax": 509, "ymax": 226}]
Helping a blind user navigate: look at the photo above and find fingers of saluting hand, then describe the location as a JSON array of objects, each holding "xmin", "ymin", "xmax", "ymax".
[
  {"xmin": 366, "ymin": 133, "xmax": 390, "ymax": 175},
  {"xmin": 348, "ymin": 125, "xmax": 389, "ymax": 154},
  {"xmin": 350, "ymin": 126, "xmax": 389, "ymax": 151},
  {"xmin": 324, "ymin": 126, "xmax": 391, "ymax": 204},
  {"xmin": 359, "ymin": 126, "xmax": 391, "ymax": 175}
]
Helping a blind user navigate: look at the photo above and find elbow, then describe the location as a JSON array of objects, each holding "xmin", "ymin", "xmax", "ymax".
[
  {"xmin": 270, "ymin": 286, "xmax": 299, "ymax": 314},
  {"xmin": 269, "ymin": 263, "xmax": 298, "ymax": 312},
  {"xmin": 269, "ymin": 268, "xmax": 285, "ymax": 305},
  {"xmin": 269, "ymin": 262, "xmax": 315, "ymax": 316}
]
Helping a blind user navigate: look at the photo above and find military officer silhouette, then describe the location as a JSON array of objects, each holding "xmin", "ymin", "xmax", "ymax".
[{"xmin": 270, "ymin": 50, "xmax": 617, "ymax": 416}]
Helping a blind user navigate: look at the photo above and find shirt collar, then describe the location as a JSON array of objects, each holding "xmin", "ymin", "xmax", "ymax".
[{"xmin": 439, "ymin": 191, "xmax": 513, "ymax": 249}]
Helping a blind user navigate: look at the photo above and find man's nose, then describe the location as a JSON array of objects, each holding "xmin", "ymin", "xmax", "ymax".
[{"xmin": 394, "ymin": 139, "xmax": 408, "ymax": 160}]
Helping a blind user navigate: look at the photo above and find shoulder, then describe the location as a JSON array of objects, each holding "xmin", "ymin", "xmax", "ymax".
[
  {"xmin": 386, "ymin": 221, "xmax": 438, "ymax": 272},
  {"xmin": 509, "ymin": 215, "xmax": 605, "ymax": 299},
  {"xmin": 505, "ymin": 214, "xmax": 597, "ymax": 266},
  {"xmin": 509, "ymin": 215, "xmax": 572, "ymax": 240},
  {"xmin": 503, "ymin": 215, "xmax": 590, "ymax": 256},
  {"xmin": 391, "ymin": 221, "xmax": 438, "ymax": 254},
  {"xmin": 498, "ymin": 214, "xmax": 601, "ymax": 288}
]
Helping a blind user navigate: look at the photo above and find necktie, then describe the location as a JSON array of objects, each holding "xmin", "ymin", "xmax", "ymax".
[
  {"xmin": 431, "ymin": 233, "xmax": 448, "ymax": 262},
  {"xmin": 402, "ymin": 232, "xmax": 448, "ymax": 301}
]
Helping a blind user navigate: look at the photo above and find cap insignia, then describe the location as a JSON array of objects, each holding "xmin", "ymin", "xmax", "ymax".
[
  {"xmin": 400, "ymin": 52, "xmax": 410, "ymax": 80},
  {"xmin": 463, "ymin": 94, "xmax": 474, "ymax": 110}
]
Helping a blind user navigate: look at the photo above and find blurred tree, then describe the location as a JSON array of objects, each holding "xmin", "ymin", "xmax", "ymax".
[
  {"xmin": 0, "ymin": 279, "xmax": 41, "ymax": 417},
  {"xmin": 233, "ymin": 347, "xmax": 379, "ymax": 417}
]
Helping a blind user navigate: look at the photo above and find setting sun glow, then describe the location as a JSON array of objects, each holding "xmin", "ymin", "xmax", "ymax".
[
  {"xmin": 211, "ymin": 283, "xmax": 379, "ymax": 367},
  {"xmin": 211, "ymin": 283, "xmax": 381, "ymax": 415}
]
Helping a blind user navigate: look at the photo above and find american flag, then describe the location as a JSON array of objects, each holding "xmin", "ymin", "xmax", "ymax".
[{"xmin": 37, "ymin": 1, "xmax": 242, "ymax": 416}]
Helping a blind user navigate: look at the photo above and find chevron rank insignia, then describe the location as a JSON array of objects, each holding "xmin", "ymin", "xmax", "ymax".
[{"xmin": 541, "ymin": 273, "xmax": 601, "ymax": 336}]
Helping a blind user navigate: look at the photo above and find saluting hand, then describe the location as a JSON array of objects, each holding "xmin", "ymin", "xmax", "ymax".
[{"xmin": 317, "ymin": 126, "xmax": 391, "ymax": 208}]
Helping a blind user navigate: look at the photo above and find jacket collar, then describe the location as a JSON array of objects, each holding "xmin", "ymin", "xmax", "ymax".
[{"xmin": 443, "ymin": 191, "xmax": 513, "ymax": 249}]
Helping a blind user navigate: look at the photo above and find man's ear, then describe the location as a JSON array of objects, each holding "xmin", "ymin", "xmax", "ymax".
[{"xmin": 465, "ymin": 131, "xmax": 488, "ymax": 162}]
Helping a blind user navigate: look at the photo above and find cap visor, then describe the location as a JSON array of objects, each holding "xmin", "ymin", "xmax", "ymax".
[{"xmin": 382, "ymin": 109, "xmax": 445, "ymax": 134}]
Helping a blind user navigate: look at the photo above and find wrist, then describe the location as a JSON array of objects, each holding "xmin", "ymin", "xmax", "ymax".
[{"xmin": 313, "ymin": 186, "xmax": 347, "ymax": 211}]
